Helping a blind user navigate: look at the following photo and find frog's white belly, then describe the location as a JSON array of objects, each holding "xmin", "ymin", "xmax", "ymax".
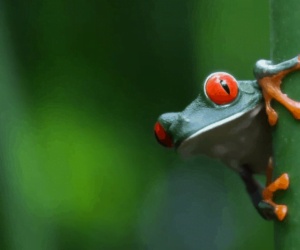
[{"xmin": 177, "ymin": 104, "xmax": 272, "ymax": 175}]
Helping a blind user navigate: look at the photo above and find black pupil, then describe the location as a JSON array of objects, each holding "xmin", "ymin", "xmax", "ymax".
[{"xmin": 220, "ymin": 80, "xmax": 230, "ymax": 94}]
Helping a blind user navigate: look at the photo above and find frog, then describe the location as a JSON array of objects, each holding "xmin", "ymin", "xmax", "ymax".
[{"xmin": 154, "ymin": 55, "xmax": 300, "ymax": 221}]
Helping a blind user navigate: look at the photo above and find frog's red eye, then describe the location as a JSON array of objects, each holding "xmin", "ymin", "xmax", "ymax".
[{"xmin": 205, "ymin": 72, "xmax": 238, "ymax": 105}]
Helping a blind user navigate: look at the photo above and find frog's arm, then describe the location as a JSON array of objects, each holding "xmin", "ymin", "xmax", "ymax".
[
  {"xmin": 254, "ymin": 55, "xmax": 300, "ymax": 80},
  {"xmin": 253, "ymin": 55, "xmax": 300, "ymax": 125},
  {"xmin": 239, "ymin": 164, "xmax": 289, "ymax": 221},
  {"xmin": 239, "ymin": 166, "xmax": 268, "ymax": 219}
]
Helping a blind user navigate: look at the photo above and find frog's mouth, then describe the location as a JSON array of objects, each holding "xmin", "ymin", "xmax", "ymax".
[{"xmin": 176, "ymin": 104, "xmax": 264, "ymax": 159}]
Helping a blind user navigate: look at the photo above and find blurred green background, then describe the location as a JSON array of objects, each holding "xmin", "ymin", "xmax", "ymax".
[{"xmin": 0, "ymin": 0, "xmax": 273, "ymax": 249}]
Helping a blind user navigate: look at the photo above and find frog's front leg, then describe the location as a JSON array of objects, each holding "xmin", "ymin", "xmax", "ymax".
[
  {"xmin": 254, "ymin": 55, "xmax": 300, "ymax": 125},
  {"xmin": 259, "ymin": 160, "xmax": 289, "ymax": 221},
  {"xmin": 239, "ymin": 161, "xmax": 289, "ymax": 221}
]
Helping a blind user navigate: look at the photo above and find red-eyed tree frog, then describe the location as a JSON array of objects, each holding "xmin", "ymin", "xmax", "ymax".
[{"xmin": 154, "ymin": 55, "xmax": 300, "ymax": 221}]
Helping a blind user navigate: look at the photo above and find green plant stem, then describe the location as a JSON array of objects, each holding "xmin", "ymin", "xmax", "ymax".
[{"xmin": 270, "ymin": 1, "xmax": 300, "ymax": 249}]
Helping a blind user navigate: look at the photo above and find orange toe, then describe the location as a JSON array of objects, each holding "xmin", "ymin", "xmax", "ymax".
[
  {"xmin": 277, "ymin": 173, "xmax": 290, "ymax": 190},
  {"xmin": 267, "ymin": 108, "xmax": 278, "ymax": 126},
  {"xmin": 275, "ymin": 205, "xmax": 288, "ymax": 221},
  {"xmin": 268, "ymin": 173, "xmax": 290, "ymax": 193}
]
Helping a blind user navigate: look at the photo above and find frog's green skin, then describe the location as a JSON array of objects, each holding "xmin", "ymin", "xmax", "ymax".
[{"xmin": 155, "ymin": 55, "xmax": 300, "ymax": 220}]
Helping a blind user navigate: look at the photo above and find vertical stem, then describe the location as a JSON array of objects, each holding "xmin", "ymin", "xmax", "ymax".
[{"xmin": 270, "ymin": 1, "xmax": 300, "ymax": 249}]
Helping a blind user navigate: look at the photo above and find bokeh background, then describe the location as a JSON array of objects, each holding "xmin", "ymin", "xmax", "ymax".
[{"xmin": 0, "ymin": 0, "xmax": 273, "ymax": 249}]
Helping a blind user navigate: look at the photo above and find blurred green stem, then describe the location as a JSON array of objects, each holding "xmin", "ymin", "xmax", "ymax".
[
  {"xmin": 270, "ymin": 1, "xmax": 300, "ymax": 249},
  {"xmin": 0, "ymin": 6, "xmax": 47, "ymax": 250}
]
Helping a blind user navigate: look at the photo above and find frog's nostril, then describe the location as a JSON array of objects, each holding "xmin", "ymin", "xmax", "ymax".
[{"xmin": 154, "ymin": 122, "xmax": 174, "ymax": 148}]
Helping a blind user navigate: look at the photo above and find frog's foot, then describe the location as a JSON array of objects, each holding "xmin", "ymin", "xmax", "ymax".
[
  {"xmin": 260, "ymin": 173, "xmax": 290, "ymax": 221},
  {"xmin": 258, "ymin": 56, "xmax": 300, "ymax": 125},
  {"xmin": 258, "ymin": 201, "xmax": 287, "ymax": 221},
  {"xmin": 260, "ymin": 76, "xmax": 300, "ymax": 125}
]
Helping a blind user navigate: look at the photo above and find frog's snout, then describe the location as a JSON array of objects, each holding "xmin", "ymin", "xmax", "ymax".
[{"xmin": 154, "ymin": 121, "xmax": 174, "ymax": 148}]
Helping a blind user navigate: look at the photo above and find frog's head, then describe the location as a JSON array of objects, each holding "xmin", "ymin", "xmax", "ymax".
[{"xmin": 154, "ymin": 72, "xmax": 264, "ymax": 159}]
